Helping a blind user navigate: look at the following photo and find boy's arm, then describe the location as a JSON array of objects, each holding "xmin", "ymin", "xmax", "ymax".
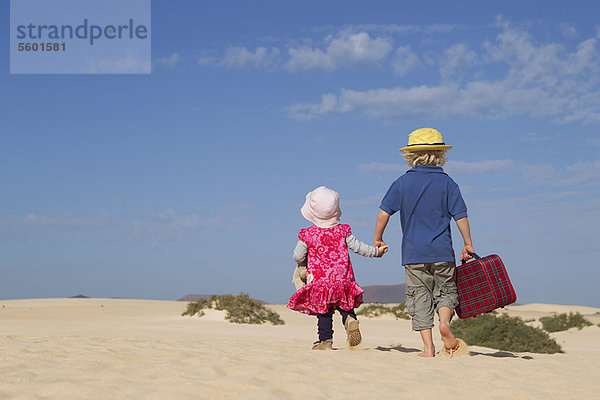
[
  {"xmin": 293, "ymin": 240, "xmax": 308, "ymax": 264},
  {"xmin": 455, "ymin": 217, "xmax": 475, "ymax": 262},
  {"xmin": 346, "ymin": 234, "xmax": 388, "ymax": 258},
  {"xmin": 374, "ymin": 210, "xmax": 391, "ymax": 248}
]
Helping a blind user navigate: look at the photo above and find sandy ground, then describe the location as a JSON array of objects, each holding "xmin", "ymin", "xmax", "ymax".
[{"xmin": 1, "ymin": 299, "xmax": 599, "ymax": 400}]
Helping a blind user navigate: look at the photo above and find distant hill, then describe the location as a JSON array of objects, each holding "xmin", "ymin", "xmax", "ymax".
[
  {"xmin": 179, "ymin": 288, "xmax": 405, "ymax": 305},
  {"xmin": 70, "ymin": 294, "xmax": 90, "ymax": 298},
  {"xmin": 178, "ymin": 294, "xmax": 213, "ymax": 302},
  {"xmin": 362, "ymin": 284, "xmax": 406, "ymax": 303},
  {"xmin": 178, "ymin": 294, "xmax": 267, "ymax": 304}
]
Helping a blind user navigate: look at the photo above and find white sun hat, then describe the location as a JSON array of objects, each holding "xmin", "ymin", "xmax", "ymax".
[{"xmin": 300, "ymin": 186, "xmax": 341, "ymax": 228}]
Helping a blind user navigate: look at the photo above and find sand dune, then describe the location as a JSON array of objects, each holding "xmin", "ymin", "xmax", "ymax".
[{"xmin": 1, "ymin": 298, "xmax": 599, "ymax": 399}]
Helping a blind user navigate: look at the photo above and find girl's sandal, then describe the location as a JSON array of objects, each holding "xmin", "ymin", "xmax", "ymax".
[
  {"xmin": 312, "ymin": 339, "xmax": 333, "ymax": 350},
  {"xmin": 437, "ymin": 338, "xmax": 469, "ymax": 359},
  {"xmin": 344, "ymin": 316, "xmax": 362, "ymax": 347}
]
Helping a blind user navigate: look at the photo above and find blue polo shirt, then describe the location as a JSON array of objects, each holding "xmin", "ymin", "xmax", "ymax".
[{"xmin": 380, "ymin": 165, "xmax": 468, "ymax": 265}]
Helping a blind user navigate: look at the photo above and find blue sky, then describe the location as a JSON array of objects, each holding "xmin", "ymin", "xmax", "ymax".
[{"xmin": 2, "ymin": 1, "xmax": 600, "ymax": 306}]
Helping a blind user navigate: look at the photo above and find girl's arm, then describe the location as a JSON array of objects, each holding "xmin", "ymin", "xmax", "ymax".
[
  {"xmin": 346, "ymin": 234, "xmax": 387, "ymax": 257},
  {"xmin": 293, "ymin": 240, "xmax": 308, "ymax": 264}
]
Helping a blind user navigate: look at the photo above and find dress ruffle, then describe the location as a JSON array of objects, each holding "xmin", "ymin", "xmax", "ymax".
[
  {"xmin": 289, "ymin": 224, "xmax": 363, "ymax": 316},
  {"xmin": 287, "ymin": 280, "xmax": 364, "ymax": 315}
]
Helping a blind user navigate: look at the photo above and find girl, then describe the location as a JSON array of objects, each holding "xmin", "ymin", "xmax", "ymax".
[{"xmin": 287, "ymin": 186, "xmax": 388, "ymax": 350}]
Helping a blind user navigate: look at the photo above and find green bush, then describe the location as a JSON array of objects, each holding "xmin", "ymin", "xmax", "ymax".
[
  {"xmin": 451, "ymin": 313, "xmax": 563, "ymax": 354},
  {"xmin": 182, "ymin": 297, "xmax": 210, "ymax": 317},
  {"xmin": 539, "ymin": 312, "xmax": 592, "ymax": 333},
  {"xmin": 357, "ymin": 303, "xmax": 410, "ymax": 320},
  {"xmin": 182, "ymin": 294, "xmax": 285, "ymax": 325}
]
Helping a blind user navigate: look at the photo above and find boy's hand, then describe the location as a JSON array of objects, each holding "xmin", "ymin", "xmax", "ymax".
[
  {"xmin": 374, "ymin": 240, "xmax": 387, "ymax": 248},
  {"xmin": 376, "ymin": 245, "xmax": 389, "ymax": 257},
  {"xmin": 460, "ymin": 245, "xmax": 475, "ymax": 262}
]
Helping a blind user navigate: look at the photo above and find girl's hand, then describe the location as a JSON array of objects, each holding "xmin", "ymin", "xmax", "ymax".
[{"xmin": 376, "ymin": 245, "xmax": 389, "ymax": 257}]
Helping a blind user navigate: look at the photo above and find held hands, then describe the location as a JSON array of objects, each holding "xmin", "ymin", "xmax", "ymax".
[
  {"xmin": 376, "ymin": 245, "xmax": 389, "ymax": 257},
  {"xmin": 375, "ymin": 239, "xmax": 472, "ymax": 261},
  {"xmin": 375, "ymin": 240, "xmax": 388, "ymax": 258},
  {"xmin": 460, "ymin": 245, "xmax": 475, "ymax": 262}
]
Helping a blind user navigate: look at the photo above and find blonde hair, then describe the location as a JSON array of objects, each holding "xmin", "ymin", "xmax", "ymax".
[{"xmin": 402, "ymin": 150, "xmax": 448, "ymax": 167}]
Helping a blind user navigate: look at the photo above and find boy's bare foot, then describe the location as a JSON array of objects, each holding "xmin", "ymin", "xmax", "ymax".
[
  {"xmin": 439, "ymin": 321, "xmax": 458, "ymax": 351},
  {"xmin": 418, "ymin": 350, "xmax": 435, "ymax": 358},
  {"xmin": 418, "ymin": 328, "xmax": 435, "ymax": 357}
]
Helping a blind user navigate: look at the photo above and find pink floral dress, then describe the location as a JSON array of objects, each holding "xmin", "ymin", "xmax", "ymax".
[{"xmin": 287, "ymin": 224, "xmax": 364, "ymax": 315}]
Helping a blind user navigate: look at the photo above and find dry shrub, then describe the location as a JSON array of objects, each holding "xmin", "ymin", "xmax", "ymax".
[
  {"xmin": 539, "ymin": 312, "xmax": 592, "ymax": 333},
  {"xmin": 357, "ymin": 303, "xmax": 410, "ymax": 320},
  {"xmin": 451, "ymin": 313, "xmax": 563, "ymax": 354},
  {"xmin": 182, "ymin": 294, "xmax": 284, "ymax": 325}
]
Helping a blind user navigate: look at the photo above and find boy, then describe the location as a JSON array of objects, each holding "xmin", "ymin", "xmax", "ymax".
[{"xmin": 373, "ymin": 128, "xmax": 474, "ymax": 358}]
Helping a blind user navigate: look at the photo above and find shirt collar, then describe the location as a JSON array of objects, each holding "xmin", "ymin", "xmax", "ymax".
[{"xmin": 409, "ymin": 165, "xmax": 445, "ymax": 173}]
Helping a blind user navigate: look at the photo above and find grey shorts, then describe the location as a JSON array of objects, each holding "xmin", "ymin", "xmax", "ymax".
[{"xmin": 404, "ymin": 262, "xmax": 458, "ymax": 331}]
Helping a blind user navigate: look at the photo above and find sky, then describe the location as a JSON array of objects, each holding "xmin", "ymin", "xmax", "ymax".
[{"xmin": 1, "ymin": 0, "xmax": 600, "ymax": 306}]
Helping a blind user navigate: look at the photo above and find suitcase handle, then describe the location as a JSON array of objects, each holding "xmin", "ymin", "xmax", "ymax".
[{"xmin": 462, "ymin": 252, "xmax": 481, "ymax": 264}]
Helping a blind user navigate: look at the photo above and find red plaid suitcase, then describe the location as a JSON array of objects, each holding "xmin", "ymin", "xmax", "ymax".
[{"xmin": 456, "ymin": 253, "xmax": 516, "ymax": 319}]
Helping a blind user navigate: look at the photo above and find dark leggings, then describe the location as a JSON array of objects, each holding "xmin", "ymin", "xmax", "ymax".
[{"xmin": 317, "ymin": 306, "xmax": 357, "ymax": 341}]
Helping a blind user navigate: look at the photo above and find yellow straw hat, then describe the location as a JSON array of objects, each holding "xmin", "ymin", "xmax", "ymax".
[{"xmin": 399, "ymin": 128, "xmax": 453, "ymax": 152}]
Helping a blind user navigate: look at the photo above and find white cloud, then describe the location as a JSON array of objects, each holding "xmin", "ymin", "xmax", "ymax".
[
  {"xmin": 468, "ymin": 191, "xmax": 584, "ymax": 219},
  {"xmin": 197, "ymin": 55, "xmax": 218, "ymax": 66},
  {"xmin": 476, "ymin": 190, "xmax": 581, "ymax": 207},
  {"xmin": 112, "ymin": 195, "xmax": 124, "ymax": 204},
  {"xmin": 287, "ymin": 85, "xmax": 451, "ymax": 120},
  {"xmin": 518, "ymin": 132, "xmax": 554, "ymax": 142},
  {"xmin": 519, "ymin": 160, "xmax": 600, "ymax": 187},
  {"xmin": 587, "ymin": 138, "xmax": 600, "ymax": 147},
  {"xmin": 390, "ymin": 45, "xmax": 419, "ymax": 76},
  {"xmin": 88, "ymin": 54, "xmax": 151, "ymax": 74},
  {"xmin": 564, "ymin": 160, "xmax": 600, "ymax": 186},
  {"xmin": 286, "ymin": 31, "xmax": 393, "ymax": 72},
  {"xmin": 357, "ymin": 159, "xmax": 600, "ymax": 189},
  {"xmin": 560, "ymin": 23, "xmax": 578, "ymax": 39},
  {"xmin": 0, "ymin": 207, "xmax": 254, "ymax": 243},
  {"xmin": 439, "ymin": 43, "xmax": 477, "ymax": 80},
  {"xmin": 288, "ymin": 78, "xmax": 574, "ymax": 121},
  {"xmin": 358, "ymin": 162, "xmax": 407, "ymax": 174},
  {"xmin": 358, "ymin": 160, "xmax": 515, "ymax": 176},
  {"xmin": 288, "ymin": 24, "xmax": 600, "ymax": 123},
  {"xmin": 445, "ymin": 160, "xmax": 515, "ymax": 175},
  {"xmin": 520, "ymin": 163, "xmax": 558, "ymax": 185},
  {"xmin": 198, "ymin": 25, "xmax": 460, "ymax": 72},
  {"xmin": 221, "ymin": 46, "xmax": 281, "ymax": 69},
  {"xmin": 153, "ymin": 53, "xmax": 180, "ymax": 69},
  {"xmin": 341, "ymin": 195, "xmax": 385, "ymax": 208},
  {"xmin": 341, "ymin": 23, "xmax": 466, "ymax": 35}
]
